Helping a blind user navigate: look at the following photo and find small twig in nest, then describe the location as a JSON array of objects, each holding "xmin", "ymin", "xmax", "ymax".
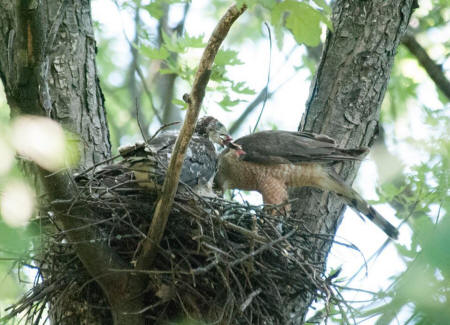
[{"xmin": 148, "ymin": 121, "xmax": 181, "ymax": 142}]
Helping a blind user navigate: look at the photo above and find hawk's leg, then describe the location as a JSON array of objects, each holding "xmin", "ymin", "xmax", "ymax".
[{"xmin": 257, "ymin": 177, "xmax": 290, "ymax": 215}]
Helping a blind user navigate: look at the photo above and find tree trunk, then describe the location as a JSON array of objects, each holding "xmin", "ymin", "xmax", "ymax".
[
  {"xmin": 0, "ymin": 0, "xmax": 111, "ymax": 168},
  {"xmin": 0, "ymin": 1, "xmax": 146, "ymax": 324},
  {"xmin": 286, "ymin": 0, "xmax": 415, "ymax": 323}
]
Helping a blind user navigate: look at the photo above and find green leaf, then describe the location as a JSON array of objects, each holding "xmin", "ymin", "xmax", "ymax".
[
  {"xmin": 0, "ymin": 271, "xmax": 22, "ymax": 299},
  {"xmin": 379, "ymin": 182, "xmax": 403, "ymax": 201},
  {"xmin": 394, "ymin": 243, "xmax": 416, "ymax": 259},
  {"xmin": 214, "ymin": 49, "xmax": 243, "ymax": 66},
  {"xmin": 258, "ymin": 0, "xmax": 278, "ymax": 10},
  {"xmin": 273, "ymin": 23, "xmax": 285, "ymax": 50},
  {"xmin": 162, "ymin": 31, "xmax": 205, "ymax": 54},
  {"xmin": 218, "ymin": 95, "xmax": 240, "ymax": 111},
  {"xmin": 140, "ymin": 45, "xmax": 170, "ymax": 60},
  {"xmin": 0, "ymin": 221, "xmax": 30, "ymax": 254},
  {"xmin": 172, "ymin": 98, "xmax": 188, "ymax": 110},
  {"xmin": 210, "ymin": 65, "xmax": 229, "ymax": 83},
  {"xmin": 272, "ymin": 0, "xmax": 332, "ymax": 46},
  {"xmin": 236, "ymin": 0, "xmax": 258, "ymax": 10},
  {"xmin": 231, "ymin": 81, "xmax": 255, "ymax": 95},
  {"xmin": 143, "ymin": 3, "xmax": 164, "ymax": 19},
  {"xmin": 181, "ymin": 33, "xmax": 205, "ymax": 49},
  {"xmin": 162, "ymin": 31, "xmax": 183, "ymax": 53}
]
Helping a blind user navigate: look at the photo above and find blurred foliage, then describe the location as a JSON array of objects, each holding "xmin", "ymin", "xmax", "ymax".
[
  {"xmin": 320, "ymin": 110, "xmax": 449, "ymax": 323},
  {"xmin": 382, "ymin": 47, "xmax": 420, "ymax": 123},
  {"xmin": 97, "ymin": 0, "xmax": 332, "ymax": 149},
  {"xmin": 0, "ymin": 90, "xmax": 33, "ymax": 314},
  {"xmin": 0, "ymin": 0, "xmax": 449, "ymax": 324},
  {"xmin": 363, "ymin": 115, "xmax": 450, "ymax": 324},
  {"xmin": 382, "ymin": 0, "xmax": 449, "ymax": 122}
]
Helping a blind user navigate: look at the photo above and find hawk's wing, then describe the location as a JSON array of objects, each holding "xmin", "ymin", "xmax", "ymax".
[{"xmin": 234, "ymin": 130, "xmax": 367, "ymax": 164}]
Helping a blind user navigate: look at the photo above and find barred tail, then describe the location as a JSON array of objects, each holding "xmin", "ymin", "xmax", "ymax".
[{"xmin": 324, "ymin": 169, "xmax": 399, "ymax": 239}]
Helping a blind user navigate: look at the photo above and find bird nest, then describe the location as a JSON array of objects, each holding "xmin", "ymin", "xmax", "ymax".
[{"xmin": 5, "ymin": 151, "xmax": 340, "ymax": 325}]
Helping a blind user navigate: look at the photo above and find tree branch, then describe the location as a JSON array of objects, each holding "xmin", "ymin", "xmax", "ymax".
[
  {"xmin": 135, "ymin": 4, "xmax": 247, "ymax": 271},
  {"xmin": 402, "ymin": 31, "xmax": 450, "ymax": 100},
  {"xmin": 228, "ymin": 86, "xmax": 271, "ymax": 135},
  {"xmin": 228, "ymin": 45, "xmax": 303, "ymax": 135}
]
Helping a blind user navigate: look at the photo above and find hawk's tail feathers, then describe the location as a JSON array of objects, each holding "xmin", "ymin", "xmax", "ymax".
[
  {"xmin": 365, "ymin": 205, "xmax": 399, "ymax": 240},
  {"xmin": 344, "ymin": 189, "xmax": 399, "ymax": 239},
  {"xmin": 325, "ymin": 169, "xmax": 399, "ymax": 239}
]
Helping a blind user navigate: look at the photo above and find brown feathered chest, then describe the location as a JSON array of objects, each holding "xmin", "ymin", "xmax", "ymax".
[{"xmin": 216, "ymin": 149, "xmax": 327, "ymax": 191}]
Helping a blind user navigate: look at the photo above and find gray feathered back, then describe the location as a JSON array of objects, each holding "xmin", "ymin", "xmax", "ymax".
[{"xmin": 234, "ymin": 131, "xmax": 367, "ymax": 164}]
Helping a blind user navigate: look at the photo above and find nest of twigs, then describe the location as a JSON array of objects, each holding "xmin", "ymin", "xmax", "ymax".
[{"xmin": 5, "ymin": 148, "xmax": 337, "ymax": 325}]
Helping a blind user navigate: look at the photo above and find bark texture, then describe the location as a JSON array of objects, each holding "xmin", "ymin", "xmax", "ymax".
[
  {"xmin": 287, "ymin": 0, "xmax": 415, "ymax": 322},
  {"xmin": 0, "ymin": 1, "xmax": 147, "ymax": 324},
  {"xmin": 0, "ymin": 0, "xmax": 111, "ymax": 168}
]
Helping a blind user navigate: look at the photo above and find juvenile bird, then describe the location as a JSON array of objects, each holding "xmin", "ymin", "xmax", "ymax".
[{"xmin": 120, "ymin": 116, "xmax": 231, "ymax": 196}]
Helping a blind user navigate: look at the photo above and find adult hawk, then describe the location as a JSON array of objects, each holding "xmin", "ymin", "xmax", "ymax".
[
  {"xmin": 120, "ymin": 116, "xmax": 230, "ymax": 196},
  {"xmin": 217, "ymin": 130, "xmax": 399, "ymax": 239}
]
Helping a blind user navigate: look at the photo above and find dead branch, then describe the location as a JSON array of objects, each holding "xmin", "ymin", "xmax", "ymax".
[{"xmin": 135, "ymin": 3, "xmax": 247, "ymax": 271}]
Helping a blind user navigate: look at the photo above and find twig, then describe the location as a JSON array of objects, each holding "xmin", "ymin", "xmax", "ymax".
[
  {"xmin": 112, "ymin": 0, "xmax": 164, "ymax": 124},
  {"xmin": 229, "ymin": 87, "xmax": 270, "ymax": 135},
  {"xmin": 228, "ymin": 45, "xmax": 299, "ymax": 135},
  {"xmin": 148, "ymin": 121, "xmax": 181, "ymax": 142},
  {"xmin": 39, "ymin": 171, "xmax": 147, "ymax": 321},
  {"xmin": 135, "ymin": 3, "xmax": 247, "ymax": 271},
  {"xmin": 135, "ymin": 99, "xmax": 149, "ymax": 143},
  {"xmin": 128, "ymin": 4, "xmax": 143, "ymax": 124},
  {"xmin": 240, "ymin": 289, "xmax": 262, "ymax": 312},
  {"xmin": 402, "ymin": 31, "xmax": 450, "ymax": 100},
  {"xmin": 229, "ymin": 228, "xmax": 296, "ymax": 267},
  {"xmin": 158, "ymin": 3, "xmax": 190, "ymax": 125},
  {"xmin": 135, "ymin": 65, "xmax": 164, "ymax": 124},
  {"xmin": 173, "ymin": 201, "xmax": 267, "ymax": 242},
  {"xmin": 74, "ymin": 154, "xmax": 121, "ymax": 177},
  {"xmin": 253, "ymin": 22, "xmax": 272, "ymax": 133}
]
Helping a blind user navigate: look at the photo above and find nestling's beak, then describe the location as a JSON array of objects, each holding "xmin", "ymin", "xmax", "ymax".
[
  {"xmin": 206, "ymin": 120, "xmax": 234, "ymax": 147},
  {"xmin": 219, "ymin": 134, "xmax": 233, "ymax": 147}
]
